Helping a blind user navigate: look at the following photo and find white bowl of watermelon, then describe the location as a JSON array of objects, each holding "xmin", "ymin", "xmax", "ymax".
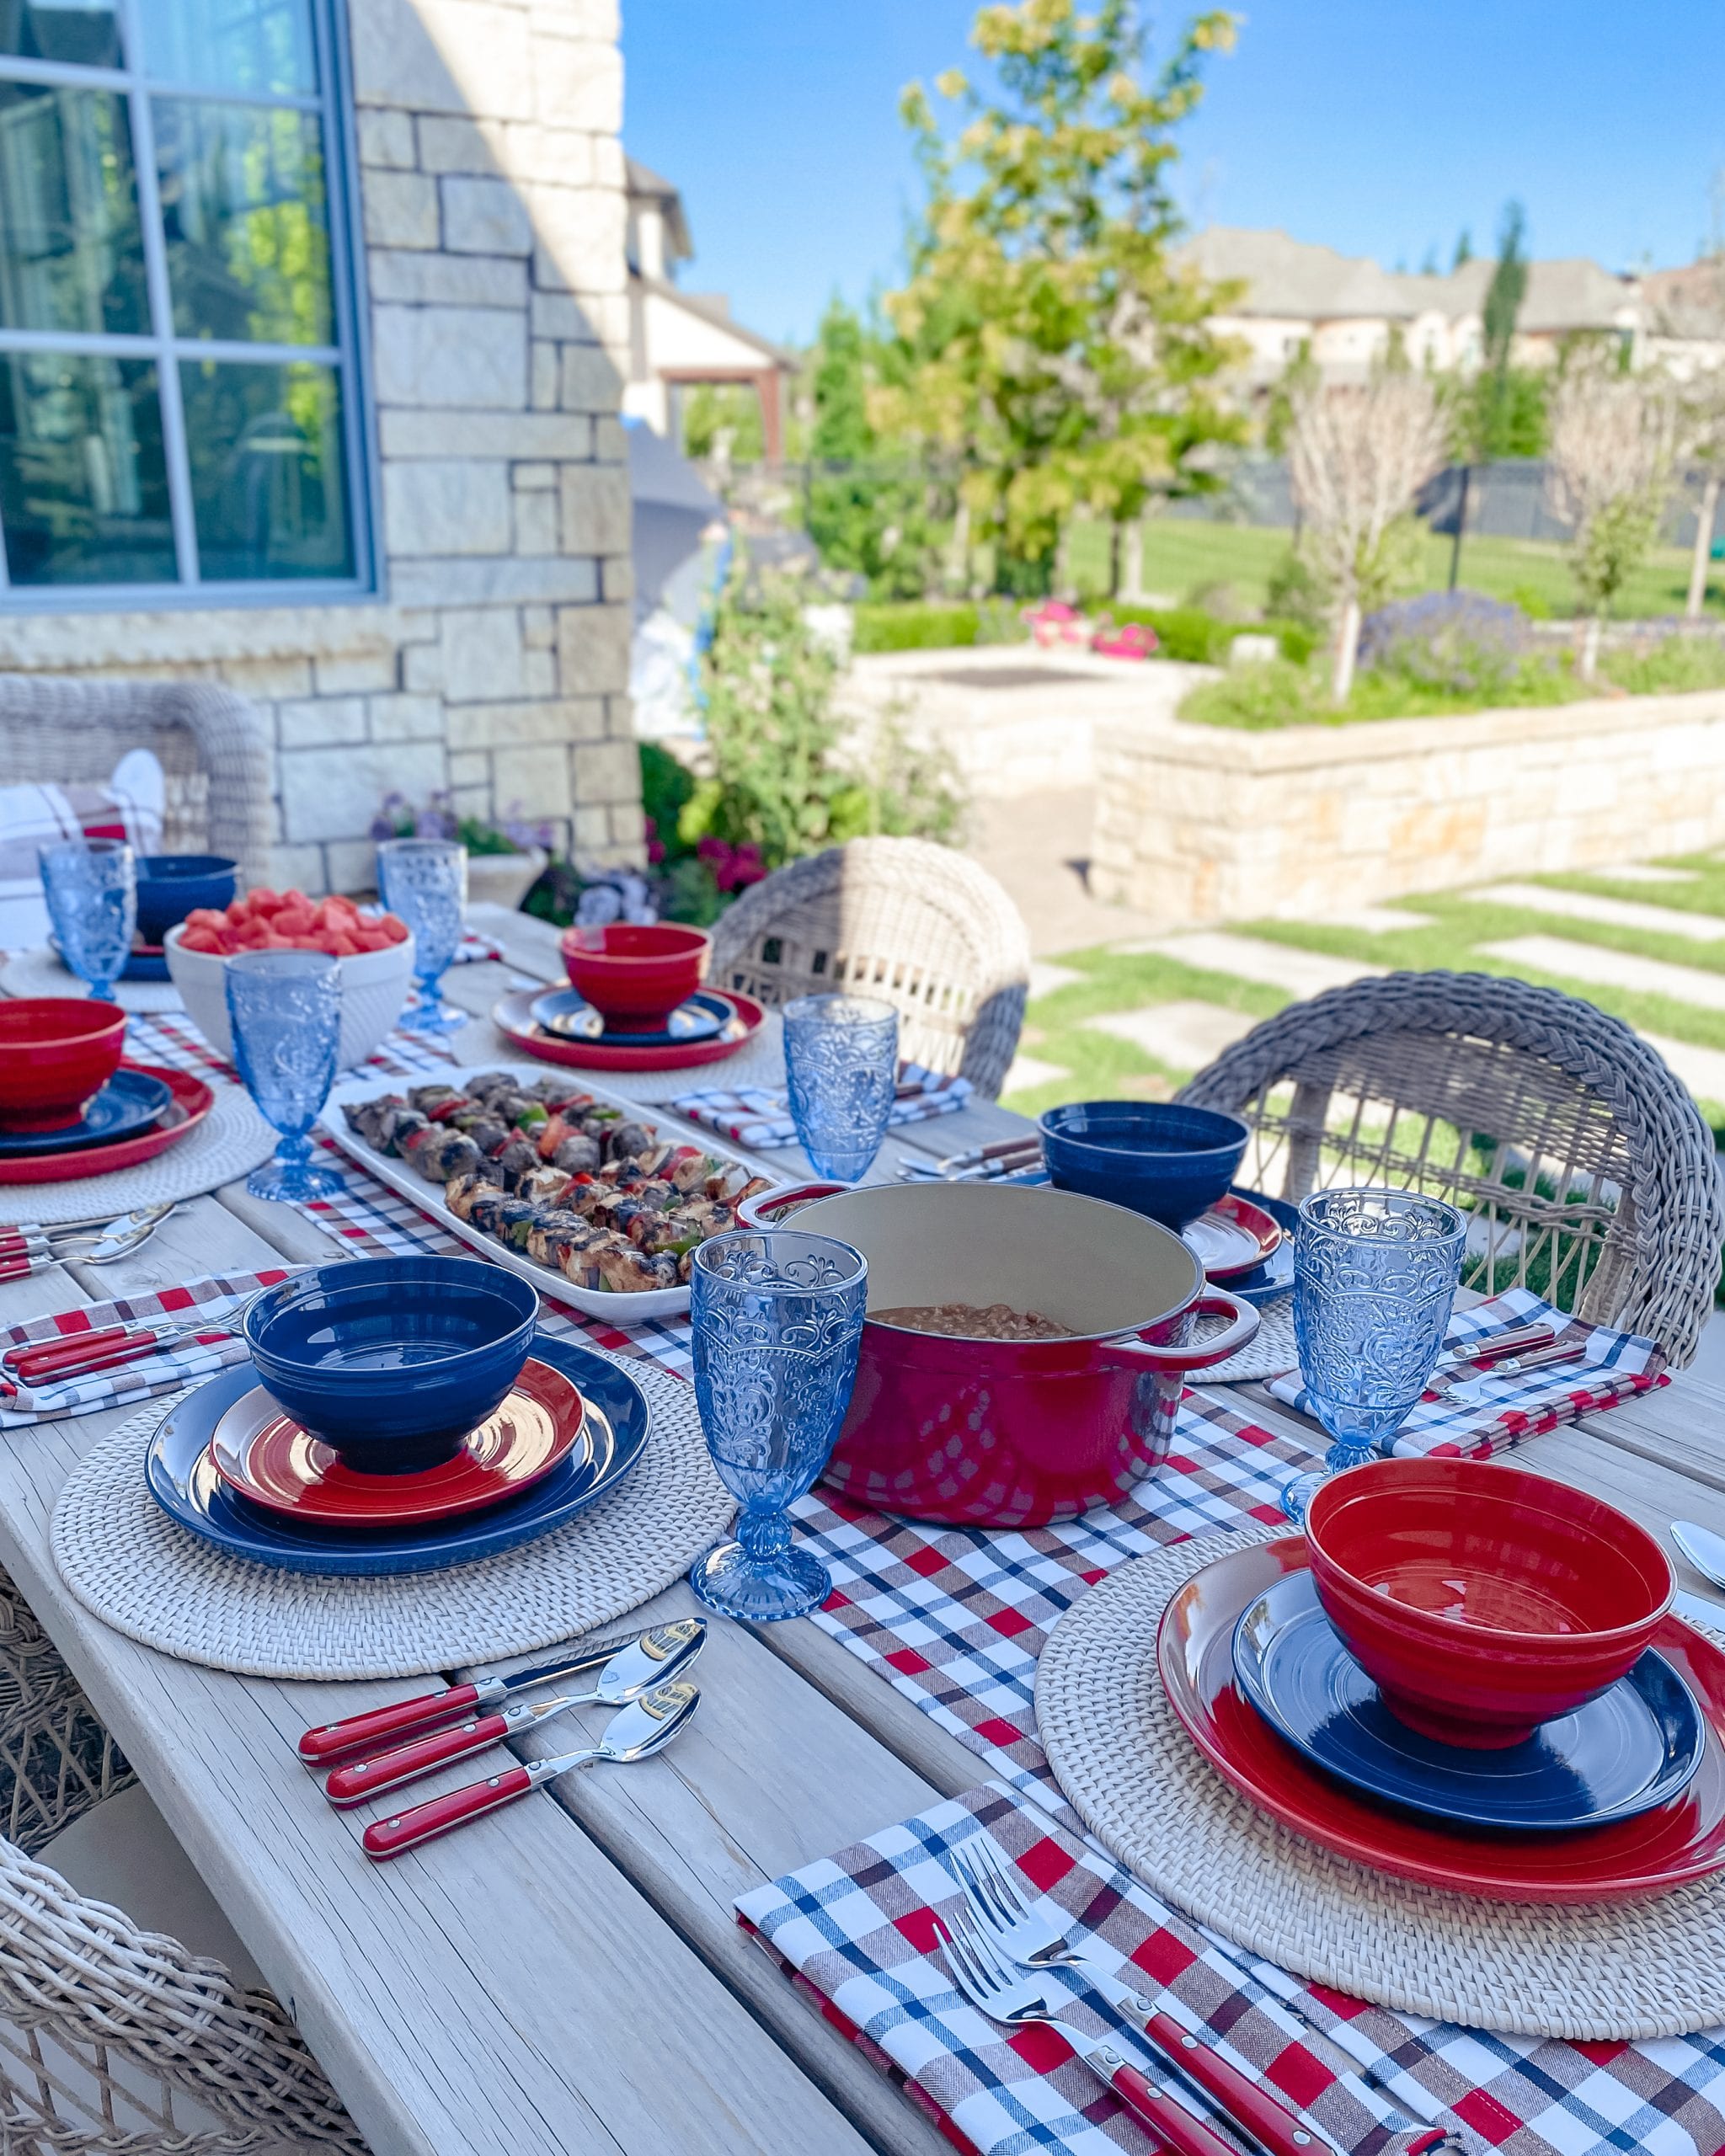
[{"xmin": 165, "ymin": 890, "xmax": 418, "ymax": 1070}]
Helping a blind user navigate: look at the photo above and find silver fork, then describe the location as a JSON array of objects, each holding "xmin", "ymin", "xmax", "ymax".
[
  {"xmin": 937, "ymin": 1906, "xmax": 1243, "ymax": 2156},
  {"xmin": 948, "ymin": 1836, "xmax": 1336, "ymax": 2156}
]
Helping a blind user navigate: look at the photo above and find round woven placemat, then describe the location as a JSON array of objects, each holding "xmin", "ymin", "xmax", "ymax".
[
  {"xmin": 1036, "ymin": 1525, "xmax": 1725, "ymax": 2040},
  {"xmin": 51, "ymin": 1354, "xmax": 734, "ymax": 1680},
  {"xmin": 1, "ymin": 944, "xmax": 183, "ymax": 1015},
  {"xmin": 3, "ymin": 1077, "xmax": 277, "ymax": 1223},
  {"xmin": 1199, "ymin": 1292, "xmax": 1297, "ymax": 1385}
]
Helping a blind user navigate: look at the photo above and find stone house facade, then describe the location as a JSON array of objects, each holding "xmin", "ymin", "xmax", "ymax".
[{"xmin": 0, "ymin": 0, "xmax": 641, "ymax": 895}]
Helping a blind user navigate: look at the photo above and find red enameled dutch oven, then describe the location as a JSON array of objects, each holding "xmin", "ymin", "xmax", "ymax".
[{"xmin": 799, "ymin": 1182, "xmax": 1258, "ymax": 1527}]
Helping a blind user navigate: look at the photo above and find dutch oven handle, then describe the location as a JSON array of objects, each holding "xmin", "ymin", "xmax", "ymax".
[{"xmin": 1108, "ymin": 1289, "xmax": 1260, "ymax": 1372}]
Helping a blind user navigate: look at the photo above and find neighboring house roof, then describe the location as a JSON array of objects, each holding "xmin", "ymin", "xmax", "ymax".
[
  {"xmin": 1642, "ymin": 259, "xmax": 1725, "ymax": 340},
  {"xmin": 634, "ymin": 276, "xmax": 797, "ymax": 371},
  {"xmin": 1394, "ymin": 257, "xmax": 1634, "ymax": 333},
  {"xmin": 624, "ymin": 155, "xmax": 692, "ymax": 263},
  {"xmin": 1184, "ymin": 227, "xmax": 1412, "ymax": 320}
]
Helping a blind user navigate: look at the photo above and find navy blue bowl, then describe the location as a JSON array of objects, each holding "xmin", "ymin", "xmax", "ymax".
[
  {"xmin": 1039, "ymin": 1101, "xmax": 1251, "ymax": 1229},
  {"xmin": 135, "ymin": 854, "xmax": 238, "ymax": 943},
  {"xmin": 243, "ymin": 1257, "xmax": 540, "ymax": 1473}
]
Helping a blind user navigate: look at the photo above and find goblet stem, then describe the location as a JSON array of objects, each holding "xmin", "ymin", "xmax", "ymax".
[{"xmin": 737, "ymin": 1508, "xmax": 793, "ymax": 1560}]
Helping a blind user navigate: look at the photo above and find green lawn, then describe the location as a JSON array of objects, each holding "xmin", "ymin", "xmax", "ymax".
[
  {"xmin": 1064, "ymin": 518, "xmax": 1720, "ymax": 622},
  {"xmin": 1004, "ymin": 858, "xmax": 1725, "ymax": 1129}
]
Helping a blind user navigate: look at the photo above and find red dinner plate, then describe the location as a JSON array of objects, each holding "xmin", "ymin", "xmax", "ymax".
[
  {"xmin": 1183, "ymin": 1193, "xmax": 1282, "ymax": 1280},
  {"xmin": 0, "ymin": 1064, "xmax": 212, "ymax": 1185},
  {"xmin": 208, "ymin": 1356, "xmax": 586, "ymax": 1526},
  {"xmin": 1156, "ymin": 1536, "xmax": 1725, "ymax": 1903},
  {"xmin": 492, "ymin": 985, "xmax": 766, "ymax": 1072}
]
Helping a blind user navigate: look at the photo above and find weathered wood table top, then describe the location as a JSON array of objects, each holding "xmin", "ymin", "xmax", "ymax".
[{"xmin": 0, "ymin": 904, "xmax": 1717, "ymax": 2156}]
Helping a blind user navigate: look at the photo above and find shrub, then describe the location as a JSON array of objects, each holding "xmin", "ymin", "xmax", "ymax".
[
  {"xmin": 1359, "ymin": 589, "xmax": 1531, "ymax": 697},
  {"xmin": 852, "ymin": 602, "xmax": 981, "ymax": 653},
  {"xmin": 1180, "ymin": 659, "xmax": 1322, "ymax": 730},
  {"xmin": 1264, "ymin": 549, "xmax": 1329, "ymax": 633},
  {"xmin": 1600, "ymin": 631, "xmax": 1725, "ymax": 696}
]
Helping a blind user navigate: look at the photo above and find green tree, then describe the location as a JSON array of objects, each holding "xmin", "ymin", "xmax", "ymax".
[
  {"xmin": 1452, "ymin": 228, "xmax": 1473, "ymax": 269},
  {"xmin": 809, "ymin": 296, "xmax": 873, "ymax": 462},
  {"xmin": 874, "ymin": 0, "xmax": 1247, "ymax": 591},
  {"xmin": 802, "ymin": 298, "xmax": 945, "ymax": 597}
]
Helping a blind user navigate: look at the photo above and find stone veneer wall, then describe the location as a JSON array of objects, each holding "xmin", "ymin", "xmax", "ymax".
[
  {"xmin": 1092, "ymin": 687, "xmax": 1725, "ymax": 926},
  {"xmin": 0, "ymin": 0, "xmax": 641, "ymax": 896}
]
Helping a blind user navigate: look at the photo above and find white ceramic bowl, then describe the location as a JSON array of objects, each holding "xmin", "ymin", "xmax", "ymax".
[{"xmin": 164, "ymin": 923, "xmax": 417, "ymax": 1070}]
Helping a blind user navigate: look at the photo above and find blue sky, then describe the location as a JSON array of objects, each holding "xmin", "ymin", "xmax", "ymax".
[{"xmin": 622, "ymin": 1, "xmax": 1725, "ymax": 346}]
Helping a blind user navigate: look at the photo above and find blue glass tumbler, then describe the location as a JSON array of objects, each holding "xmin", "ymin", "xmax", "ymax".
[
  {"xmin": 40, "ymin": 838, "xmax": 136, "ymax": 1003},
  {"xmin": 377, "ymin": 838, "xmax": 467, "ymax": 1036},
  {"xmin": 687, "ymin": 1229, "xmax": 868, "ymax": 1623},
  {"xmin": 225, "ymin": 949, "xmax": 344, "ymax": 1203},
  {"xmin": 782, "ymin": 994, "xmax": 899, "ymax": 1183},
  {"xmin": 1280, "ymin": 1187, "xmax": 1466, "ymax": 1522}
]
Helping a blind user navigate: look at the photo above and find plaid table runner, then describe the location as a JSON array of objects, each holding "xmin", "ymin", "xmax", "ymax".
[
  {"xmin": 670, "ymin": 1062, "xmax": 972, "ymax": 1150},
  {"xmin": 737, "ymin": 1786, "xmax": 1448, "ymax": 2156},
  {"xmin": 1266, "ymin": 1289, "xmax": 1668, "ymax": 1457}
]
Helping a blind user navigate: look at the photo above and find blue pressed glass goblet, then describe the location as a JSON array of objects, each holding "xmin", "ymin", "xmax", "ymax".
[
  {"xmin": 225, "ymin": 950, "xmax": 344, "ymax": 1203},
  {"xmin": 377, "ymin": 838, "xmax": 467, "ymax": 1036},
  {"xmin": 688, "ymin": 1229, "xmax": 868, "ymax": 1624},
  {"xmin": 1280, "ymin": 1187, "xmax": 1466, "ymax": 1523},
  {"xmin": 40, "ymin": 839, "xmax": 136, "ymax": 1003},
  {"xmin": 782, "ymin": 994, "xmax": 899, "ymax": 1183}
]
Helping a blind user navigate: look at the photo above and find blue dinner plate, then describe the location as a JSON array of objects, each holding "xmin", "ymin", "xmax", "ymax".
[
  {"xmin": 528, "ymin": 985, "xmax": 729, "ymax": 1048},
  {"xmin": 1223, "ymin": 1186, "xmax": 1296, "ymax": 1305},
  {"xmin": 0, "ymin": 1069, "xmax": 173, "ymax": 1158},
  {"xmin": 1232, "ymin": 1569, "xmax": 1706, "ymax": 1832},
  {"xmin": 146, "ymin": 1335, "xmax": 649, "ymax": 1576}
]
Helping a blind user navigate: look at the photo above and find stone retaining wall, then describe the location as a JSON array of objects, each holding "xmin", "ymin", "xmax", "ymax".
[
  {"xmin": 0, "ymin": 0, "xmax": 642, "ymax": 895},
  {"xmin": 1090, "ymin": 688, "xmax": 1725, "ymax": 926}
]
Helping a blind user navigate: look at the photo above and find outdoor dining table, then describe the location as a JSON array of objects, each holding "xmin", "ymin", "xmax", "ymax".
[{"xmin": 0, "ymin": 900, "xmax": 1720, "ymax": 2156}]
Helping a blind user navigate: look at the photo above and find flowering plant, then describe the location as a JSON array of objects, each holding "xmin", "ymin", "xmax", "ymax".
[
  {"xmin": 370, "ymin": 791, "xmax": 554, "ymax": 857},
  {"xmin": 1358, "ymin": 591, "xmax": 1532, "ymax": 696}
]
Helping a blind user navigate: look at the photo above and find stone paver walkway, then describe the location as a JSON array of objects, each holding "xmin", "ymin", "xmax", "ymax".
[
  {"xmin": 1477, "ymin": 936, "xmax": 1725, "ymax": 1013},
  {"xmin": 1474, "ymin": 884, "xmax": 1725, "ymax": 943}
]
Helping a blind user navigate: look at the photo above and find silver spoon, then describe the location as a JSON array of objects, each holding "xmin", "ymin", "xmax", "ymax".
[
  {"xmin": 1673, "ymin": 1520, "xmax": 1725, "ymax": 1596},
  {"xmin": 362, "ymin": 1680, "xmax": 700, "ymax": 1860}
]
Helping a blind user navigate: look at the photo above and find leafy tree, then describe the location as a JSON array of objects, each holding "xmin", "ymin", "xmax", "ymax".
[
  {"xmin": 1457, "ymin": 200, "xmax": 1546, "ymax": 460},
  {"xmin": 874, "ymin": 0, "xmax": 1247, "ymax": 590},
  {"xmin": 1546, "ymin": 354, "xmax": 1679, "ymax": 677},
  {"xmin": 802, "ymin": 298, "xmax": 945, "ymax": 597},
  {"xmin": 1452, "ymin": 229, "xmax": 1473, "ymax": 269}
]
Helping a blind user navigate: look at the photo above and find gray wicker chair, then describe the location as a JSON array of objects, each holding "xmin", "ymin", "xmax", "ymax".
[
  {"xmin": 1177, "ymin": 969, "xmax": 1725, "ymax": 1367},
  {"xmin": 706, "ymin": 838, "xmax": 1032, "ymax": 1097},
  {"xmin": 0, "ymin": 1579, "xmax": 365, "ymax": 2153},
  {"xmin": 0, "ymin": 676, "xmax": 274, "ymax": 885}
]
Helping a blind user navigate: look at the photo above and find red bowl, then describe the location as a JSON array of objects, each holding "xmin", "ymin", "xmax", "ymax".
[
  {"xmin": 1306, "ymin": 1459, "xmax": 1674, "ymax": 1748},
  {"xmin": 0, "ymin": 999, "xmax": 128, "ymax": 1133},
  {"xmin": 558, "ymin": 923, "xmax": 710, "ymax": 1033}
]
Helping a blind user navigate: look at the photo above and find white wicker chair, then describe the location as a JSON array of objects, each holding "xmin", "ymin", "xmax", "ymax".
[
  {"xmin": 705, "ymin": 838, "xmax": 1032, "ymax": 1097},
  {"xmin": 0, "ymin": 676, "xmax": 274, "ymax": 886},
  {"xmin": 0, "ymin": 1577, "xmax": 365, "ymax": 2153},
  {"xmin": 1177, "ymin": 969, "xmax": 1725, "ymax": 1367}
]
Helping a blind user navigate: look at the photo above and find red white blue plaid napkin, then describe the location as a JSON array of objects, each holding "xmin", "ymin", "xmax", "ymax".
[
  {"xmin": 737, "ymin": 1785, "xmax": 1448, "ymax": 2156},
  {"xmin": 1264, "ymin": 1289, "xmax": 1668, "ymax": 1457},
  {"xmin": 670, "ymin": 1063, "xmax": 972, "ymax": 1149},
  {"xmin": 0, "ymin": 1269, "xmax": 291, "ymax": 1425}
]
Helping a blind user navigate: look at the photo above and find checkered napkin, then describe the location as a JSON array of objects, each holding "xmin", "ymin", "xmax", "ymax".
[
  {"xmin": 670, "ymin": 1063, "xmax": 973, "ymax": 1150},
  {"xmin": 737, "ymin": 1785, "xmax": 1444, "ymax": 2156},
  {"xmin": 1264, "ymin": 1289, "xmax": 1668, "ymax": 1459},
  {"xmin": 0, "ymin": 1268, "xmax": 291, "ymax": 1425},
  {"xmin": 123, "ymin": 1011, "xmax": 460, "ymax": 1087}
]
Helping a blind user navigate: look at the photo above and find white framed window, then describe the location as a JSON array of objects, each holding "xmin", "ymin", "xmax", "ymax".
[{"xmin": 0, "ymin": 0, "xmax": 377, "ymax": 607}]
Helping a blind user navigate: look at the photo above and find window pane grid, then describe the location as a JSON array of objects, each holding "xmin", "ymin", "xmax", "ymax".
[{"xmin": 0, "ymin": 0, "xmax": 367, "ymax": 600}]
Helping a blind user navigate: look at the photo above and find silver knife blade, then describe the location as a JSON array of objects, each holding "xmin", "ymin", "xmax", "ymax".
[{"xmin": 1674, "ymin": 1587, "xmax": 1725, "ymax": 1630}]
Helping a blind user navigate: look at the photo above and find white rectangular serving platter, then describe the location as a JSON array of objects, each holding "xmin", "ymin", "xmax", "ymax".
[{"xmin": 320, "ymin": 1060, "xmax": 781, "ymax": 1321}]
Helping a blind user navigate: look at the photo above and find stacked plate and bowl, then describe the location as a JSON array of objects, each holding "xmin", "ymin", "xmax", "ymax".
[
  {"xmin": 1160, "ymin": 1458, "xmax": 1725, "ymax": 1902},
  {"xmin": 0, "ymin": 999, "xmax": 211, "ymax": 1183},
  {"xmin": 493, "ymin": 925, "xmax": 766, "ymax": 1073},
  {"xmin": 148, "ymin": 1257, "xmax": 649, "ymax": 1576}
]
